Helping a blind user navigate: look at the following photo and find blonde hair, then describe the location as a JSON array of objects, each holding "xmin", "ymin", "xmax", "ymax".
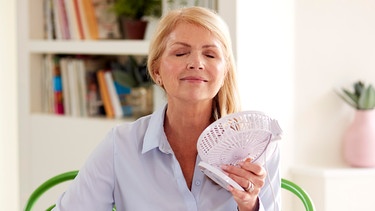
[{"xmin": 147, "ymin": 6, "xmax": 241, "ymax": 119}]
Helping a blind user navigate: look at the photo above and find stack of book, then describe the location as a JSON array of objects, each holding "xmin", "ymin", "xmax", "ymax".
[
  {"xmin": 41, "ymin": 54, "xmax": 153, "ymax": 118},
  {"xmin": 44, "ymin": 0, "xmax": 121, "ymax": 40}
]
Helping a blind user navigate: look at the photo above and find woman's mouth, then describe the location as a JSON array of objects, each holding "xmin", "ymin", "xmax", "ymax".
[{"xmin": 181, "ymin": 76, "xmax": 208, "ymax": 82}]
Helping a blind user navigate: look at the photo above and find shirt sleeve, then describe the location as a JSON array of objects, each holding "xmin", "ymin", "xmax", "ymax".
[
  {"xmin": 52, "ymin": 129, "xmax": 116, "ymax": 211},
  {"xmin": 257, "ymin": 142, "xmax": 281, "ymax": 211}
]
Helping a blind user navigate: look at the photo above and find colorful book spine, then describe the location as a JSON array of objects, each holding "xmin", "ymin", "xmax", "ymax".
[
  {"xmin": 53, "ymin": 56, "xmax": 64, "ymax": 114},
  {"xmin": 57, "ymin": 0, "xmax": 71, "ymax": 39},
  {"xmin": 97, "ymin": 70, "xmax": 114, "ymax": 118},
  {"xmin": 82, "ymin": 0, "xmax": 99, "ymax": 39},
  {"xmin": 73, "ymin": 0, "xmax": 85, "ymax": 39},
  {"xmin": 59, "ymin": 57, "xmax": 71, "ymax": 115},
  {"xmin": 104, "ymin": 71, "xmax": 123, "ymax": 118},
  {"xmin": 63, "ymin": 0, "xmax": 80, "ymax": 40}
]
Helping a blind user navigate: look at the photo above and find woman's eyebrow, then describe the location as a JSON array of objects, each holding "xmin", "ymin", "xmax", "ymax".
[
  {"xmin": 202, "ymin": 44, "xmax": 219, "ymax": 49},
  {"xmin": 171, "ymin": 42, "xmax": 219, "ymax": 49},
  {"xmin": 171, "ymin": 42, "xmax": 190, "ymax": 47}
]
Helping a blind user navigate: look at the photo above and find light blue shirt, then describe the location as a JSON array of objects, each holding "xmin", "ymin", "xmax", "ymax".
[{"xmin": 53, "ymin": 105, "xmax": 280, "ymax": 211}]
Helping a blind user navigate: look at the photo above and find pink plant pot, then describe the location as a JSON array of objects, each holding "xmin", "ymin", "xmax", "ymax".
[{"xmin": 343, "ymin": 110, "xmax": 375, "ymax": 167}]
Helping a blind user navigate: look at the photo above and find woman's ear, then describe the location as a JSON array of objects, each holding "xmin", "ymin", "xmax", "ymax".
[
  {"xmin": 154, "ymin": 70, "xmax": 163, "ymax": 86},
  {"xmin": 156, "ymin": 77, "xmax": 163, "ymax": 86}
]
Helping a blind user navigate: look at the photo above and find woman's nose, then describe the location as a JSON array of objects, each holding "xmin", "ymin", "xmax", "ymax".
[{"xmin": 187, "ymin": 54, "xmax": 204, "ymax": 70}]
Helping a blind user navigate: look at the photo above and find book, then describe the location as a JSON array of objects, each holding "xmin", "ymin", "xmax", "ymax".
[
  {"xmin": 76, "ymin": 59, "xmax": 88, "ymax": 116},
  {"xmin": 41, "ymin": 54, "xmax": 55, "ymax": 113},
  {"xmin": 76, "ymin": 0, "xmax": 91, "ymax": 39},
  {"xmin": 104, "ymin": 71, "xmax": 123, "ymax": 118},
  {"xmin": 86, "ymin": 71, "xmax": 101, "ymax": 116},
  {"xmin": 52, "ymin": 0, "xmax": 62, "ymax": 39},
  {"xmin": 97, "ymin": 70, "xmax": 114, "ymax": 118},
  {"xmin": 44, "ymin": 0, "xmax": 56, "ymax": 39},
  {"xmin": 64, "ymin": 0, "xmax": 80, "ymax": 40},
  {"xmin": 82, "ymin": 0, "xmax": 99, "ymax": 39},
  {"xmin": 72, "ymin": 0, "xmax": 85, "ymax": 39},
  {"xmin": 57, "ymin": 0, "xmax": 71, "ymax": 39},
  {"xmin": 60, "ymin": 57, "xmax": 71, "ymax": 115},
  {"xmin": 52, "ymin": 56, "xmax": 64, "ymax": 114},
  {"xmin": 83, "ymin": 56, "xmax": 106, "ymax": 116}
]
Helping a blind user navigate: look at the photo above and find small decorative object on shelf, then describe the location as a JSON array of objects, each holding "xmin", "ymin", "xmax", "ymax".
[
  {"xmin": 110, "ymin": 0, "xmax": 162, "ymax": 39},
  {"xmin": 337, "ymin": 80, "xmax": 375, "ymax": 167}
]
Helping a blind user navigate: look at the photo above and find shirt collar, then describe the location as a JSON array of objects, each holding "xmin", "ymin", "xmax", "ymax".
[{"xmin": 142, "ymin": 104, "xmax": 172, "ymax": 154}]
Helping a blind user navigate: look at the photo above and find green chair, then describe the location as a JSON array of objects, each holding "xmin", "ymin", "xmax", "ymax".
[
  {"xmin": 23, "ymin": 170, "xmax": 116, "ymax": 211},
  {"xmin": 24, "ymin": 171, "xmax": 314, "ymax": 211},
  {"xmin": 281, "ymin": 178, "xmax": 315, "ymax": 211}
]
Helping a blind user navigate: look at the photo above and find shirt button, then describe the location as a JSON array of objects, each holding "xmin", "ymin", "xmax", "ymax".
[{"xmin": 195, "ymin": 180, "xmax": 201, "ymax": 186}]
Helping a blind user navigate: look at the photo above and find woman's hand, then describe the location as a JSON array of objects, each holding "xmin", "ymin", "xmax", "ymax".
[{"xmin": 221, "ymin": 158, "xmax": 267, "ymax": 211}]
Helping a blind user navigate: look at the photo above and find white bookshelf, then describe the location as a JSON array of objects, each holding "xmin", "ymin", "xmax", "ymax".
[
  {"xmin": 17, "ymin": 0, "xmax": 154, "ymax": 209},
  {"xmin": 18, "ymin": 0, "xmax": 234, "ymax": 209}
]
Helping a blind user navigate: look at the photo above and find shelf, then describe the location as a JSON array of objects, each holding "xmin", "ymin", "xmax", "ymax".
[
  {"xmin": 291, "ymin": 165, "xmax": 375, "ymax": 177},
  {"xmin": 30, "ymin": 113, "xmax": 134, "ymax": 125},
  {"xmin": 28, "ymin": 40, "xmax": 150, "ymax": 55}
]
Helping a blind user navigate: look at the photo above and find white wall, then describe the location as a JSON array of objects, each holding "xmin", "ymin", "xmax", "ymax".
[
  {"xmin": 295, "ymin": 0, "xmax": 375, "ymax": 167},
  {"xmin": 0, "ymin": 1, "xmax": 19, "ymax": 210},
  {"xmin": 237, "ymin": 1, "xmax": 375, "ymax": 209},
  {"xmin": 236, "ymin": 1, "xmax": 295, "ymax": 209},
  {"xmin": 237, "ymin": 0, "xmax": 375, "ymax": 168},
  {"xmin": 236, "ymin": 0, "xmax": 295, "ymax": 175}
]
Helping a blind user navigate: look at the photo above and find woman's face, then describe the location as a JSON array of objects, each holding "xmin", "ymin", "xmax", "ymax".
[{"xmin": 157, "ymin": 22, "xmax": 227, "ymax": 105}]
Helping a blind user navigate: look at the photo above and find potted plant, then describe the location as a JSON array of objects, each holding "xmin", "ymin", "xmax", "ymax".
[
  {"xmin": 337, "ymin": 81, "xmax": 375, "ymax": 110},
  {"xmin": 110, "ymin": 0, "xmax": 162, "ymax": 39},
  {"xmin": 337, "ymin": 80, "xmax": 375, "ymax": 167}
]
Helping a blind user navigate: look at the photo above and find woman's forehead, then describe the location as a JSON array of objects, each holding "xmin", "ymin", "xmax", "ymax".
[{"xmin": 165, "ymin": 22, "xmax": 222, "ymax": 48}]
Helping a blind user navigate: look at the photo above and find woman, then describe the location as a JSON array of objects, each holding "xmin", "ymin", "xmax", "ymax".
[{"xmin": 53, "ymin": 6, "xmax": 280, "ymax": 211}]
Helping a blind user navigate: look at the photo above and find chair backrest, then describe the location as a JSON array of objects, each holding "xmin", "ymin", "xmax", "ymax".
[
  {"xmin": 24, "ymin": 170, "xmax": 79, "ymax": 211},
  {"xmin": 24, "ymin": 171, "xmax": 314, "ymax": 211},
  {"xmin": 281, "ymin": 178, "xmax": 315, "ymax": 211}
]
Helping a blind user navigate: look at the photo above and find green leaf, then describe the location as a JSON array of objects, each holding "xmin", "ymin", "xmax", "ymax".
[
  {"xmin": 110, "ymin": 0, "xmax": 161, "ymax": 19},
  {"xmin": 354, "ymin": 81, "xmax": 364, "ymax": 98},
  {"xmin": 335, "ymin": 89, "xmax": 358, "ymax": 109},
  {"xmin": 358, "ymin": 85, "xmax": 375, "ymax": 110}
]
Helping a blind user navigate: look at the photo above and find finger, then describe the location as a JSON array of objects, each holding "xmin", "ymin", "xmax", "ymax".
[
  {"xmin": 239, "ymin": 161, "xmax": 266, "ymax": 177},
  {"xmin": 221, "ymin": 164, "xmax": 260, "ymax": 182},
  {"xmin": 244, "ymin": 180, "xmax": 255, "ymax": 192}
]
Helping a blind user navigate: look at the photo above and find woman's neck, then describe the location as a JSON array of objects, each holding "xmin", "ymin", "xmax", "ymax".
[{"xmin": 164, "ymin": 101, "xmax": 213, "ymax": 138}]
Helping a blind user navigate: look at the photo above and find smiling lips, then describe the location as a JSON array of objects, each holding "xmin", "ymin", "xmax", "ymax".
[{"xmin": 181, "ymin": 76, "xmax": 208, "ymax": 82}]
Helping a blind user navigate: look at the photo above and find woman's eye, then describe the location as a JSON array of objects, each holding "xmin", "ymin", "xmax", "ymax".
[
  {"xmin": 204, "ymin": 50, "xmax": 217, "ymax": 58},
  {"xmin": 176, "ymin": 53, "xmax": 186, "ymax": 57}
]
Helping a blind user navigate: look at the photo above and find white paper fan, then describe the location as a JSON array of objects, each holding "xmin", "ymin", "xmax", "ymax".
[{"xmin": 197, "ymin": 111, "xmax": 282, "ymax": 190}]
